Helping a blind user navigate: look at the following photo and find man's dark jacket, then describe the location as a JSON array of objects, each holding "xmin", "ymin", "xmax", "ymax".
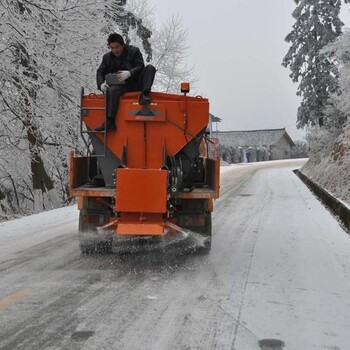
[{"xmin": 96, "ymin": 45, "xmax": 145, "ymax": 90}]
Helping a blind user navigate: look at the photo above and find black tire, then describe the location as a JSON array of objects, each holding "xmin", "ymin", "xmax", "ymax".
[
  {"xmin": 79, "ymin": 234, "xmax": 96, "ymax": 254},
  {"xmin": 181, "ymin": 213, "xmax": 212, "ymax": 254},
  {"xmin": 78, "ymin": 209, "xmax": 113, "ymax": 254},
  {"xmin": 96, "ymin": 236, "xmax": 113, "ymax": 254},
  {"xmin": 197, "ymin": 214, "xmax": 212, "ymax": 254},
  {"xmin": 79, "ymin": 233, "xmax": 113, "ymax": 254}
]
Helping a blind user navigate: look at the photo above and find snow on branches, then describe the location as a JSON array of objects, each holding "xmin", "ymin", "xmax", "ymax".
[
  {"xmin": 0, "ymin": 0, "xmax": 154, "ymax": 215},
  {"xmin": 0, "ymin": 0, "xmax": 197, "ymax": 217},
  {"xmin": 282, "ymin": 0, "xmax": 346, "ymax": 129}
]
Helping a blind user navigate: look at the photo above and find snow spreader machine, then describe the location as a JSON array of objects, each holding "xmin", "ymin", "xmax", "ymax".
[{"xmin": 69, "ymin": 84, "xmax": 220, "ymax": 254}]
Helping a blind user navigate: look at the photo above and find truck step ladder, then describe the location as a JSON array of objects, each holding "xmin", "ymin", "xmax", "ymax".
[{"xmin": 80, "ymin": 87, "xmax": 107, "ymax": 158}]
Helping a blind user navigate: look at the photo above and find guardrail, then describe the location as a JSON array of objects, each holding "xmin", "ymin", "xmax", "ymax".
[{"xmin": 294, "ymin": 169, "xmax": 350, "ymax": 232}]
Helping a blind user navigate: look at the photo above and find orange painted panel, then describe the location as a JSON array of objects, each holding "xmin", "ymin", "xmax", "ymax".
[
  {"xmin": 124, "ymin": 103, "xmax": 166, "ymax": 121},
  {"xmin": 116, "ymin": 223, "xmax": 164, "ymax": 236},
  {"xmin": 116, "ymin": 168, "xmax": 168, "ymax": 213},
  {"xmin": 81, "ymin": 94, "xmax": 105, "ymax": 130},
  {"xmin": 82, "ymin": 92, "xmax": 209, "ymax": 169}
]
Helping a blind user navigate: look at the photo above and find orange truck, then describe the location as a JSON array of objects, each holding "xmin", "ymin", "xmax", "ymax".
[{"xmin": 69, "ymin": 84, "xmax": 220, "ymax": 254}]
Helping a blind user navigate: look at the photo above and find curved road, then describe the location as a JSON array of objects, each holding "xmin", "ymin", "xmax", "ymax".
[{"xmin": 1, "ymin": 159, "xmax": 350, "ymax": 350}]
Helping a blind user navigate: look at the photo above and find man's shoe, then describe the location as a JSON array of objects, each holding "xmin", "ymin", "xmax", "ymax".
[
  {"xmin": 139, "ymin": 93, "xmax": 151, "ymax": 105},
  {"xmin": 95, "ymin": 120, "xmax": 116, "ymax": 131}
]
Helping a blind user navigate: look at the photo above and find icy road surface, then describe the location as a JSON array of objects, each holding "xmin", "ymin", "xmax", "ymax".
[{"xmin": 1, "ymin": 159, "xmax": 350, "ymax": 350}]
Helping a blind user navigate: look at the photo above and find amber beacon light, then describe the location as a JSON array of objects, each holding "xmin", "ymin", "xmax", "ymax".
[{"xmin": 181, "ymin": 82, "xmax": 190, "ymax": 94}]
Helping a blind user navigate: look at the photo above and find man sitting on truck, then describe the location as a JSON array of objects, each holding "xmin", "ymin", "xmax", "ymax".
[{"xmin": 96, "ymin": 33, "xmax": 156, "ymax": 131}]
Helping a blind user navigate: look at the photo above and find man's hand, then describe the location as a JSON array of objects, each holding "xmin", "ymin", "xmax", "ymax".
[
  {"xmin": 116, "ymin": 71, "xmax": 131, "ymax": 83},
  {"xmin": 100, "ymin": 82, "xmax": 109, "ymax": 93}
]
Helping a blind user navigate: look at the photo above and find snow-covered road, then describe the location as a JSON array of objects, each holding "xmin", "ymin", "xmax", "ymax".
[{"xmin": 1, "ymin": 159, "xmax": 350, "ymax": 350}]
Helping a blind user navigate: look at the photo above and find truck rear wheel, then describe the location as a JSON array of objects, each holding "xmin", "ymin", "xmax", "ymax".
[
  {"xmin": 96, "ymin": 237, "xmax": 113, "ymax": 253},
  {"xmin": 197, "ymin": 213, "xmax": 212, "ymax": 254},
  {"xmin": 78, "ymin": 230, "xmax": 113, "ymax": 254},
  {"xmin": 180, "ymin": 213, "xmax": 212, "ymax": 254},
  {"xmin": 78, "ymin": 209, "xmax": 113, "ymax": 254},
  {"xmin": 79, "ymin": 234, "xmax": 96, "ymax": 254}
]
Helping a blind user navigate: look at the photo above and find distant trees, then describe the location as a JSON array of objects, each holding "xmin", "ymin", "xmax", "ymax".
[
  {"xmin": 290, "ymin": 141, "xmax": 309, "ymax": 158},
  {"xmin": 218, "ymin": 145, "xmax": 242, "ymax": 164},
  {"xmin": 283, "ymin": 0, "xmax": 349, "ymax": 128},
  {"xmin": 151, "ymin": 15, "xmax": 197, "ymax": 93},
  {"xmin": 125, "ymin": 1, "xmax": 197, "ymax": 93}
]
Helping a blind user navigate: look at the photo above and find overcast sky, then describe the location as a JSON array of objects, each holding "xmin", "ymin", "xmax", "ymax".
[{"xmin": 148, "ymin": 0, "xmax": 350, "ymax": 141}]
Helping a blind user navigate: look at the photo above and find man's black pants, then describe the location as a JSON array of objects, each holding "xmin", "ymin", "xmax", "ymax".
[{"xmin": 106, "ymin": 64, "xmax": 156, "ymax": 122}]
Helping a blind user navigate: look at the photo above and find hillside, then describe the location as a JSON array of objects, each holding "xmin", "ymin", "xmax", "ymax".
[{"xmin": 301, "ymin": 122, "xmax": 350, "ymax": 204}]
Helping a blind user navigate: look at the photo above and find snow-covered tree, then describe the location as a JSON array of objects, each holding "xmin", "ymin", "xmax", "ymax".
[
  {"xmin": 282, "ymin": 0, "xmax": 349, "ymax": 128},
  {"xmin": 0, "ymin": 0, "xmax": 66, "ymax": 212},
  {"xmin": 290, "ymin": 140, "xmax": 309, "ymax": 158},
  {"xmin": 152, "ymin": 15, "xmax": 197, "ymax": 93},
  {"xmin": 104, "ymin": 0, "xmax": 153, "ymax": 61},
  {"xmin": 0, "ymin": 0, "xmax": 196, "ymax": 217},
  {"xmin": 124, "ymin": 0, "xmax": 155, "ymax": 58},
  {"xmin": 124, "ymin": 1, "xmax": 197, "ymax": 93},
  {"xmin": 0, "ymin": 0, "xmax": 153, "ymax": 215},
  {"xmin": 322, "ymin": 29, "xmax": 350, "ymax": 124},
  {"xmin": 0, "ymin": 0, "xmax": 110, "ymax": 212}
]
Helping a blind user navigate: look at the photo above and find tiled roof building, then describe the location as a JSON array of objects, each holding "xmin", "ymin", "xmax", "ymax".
[{"xmin": 216, "ymin": 128, "xmax": 295, "ymax": 163}]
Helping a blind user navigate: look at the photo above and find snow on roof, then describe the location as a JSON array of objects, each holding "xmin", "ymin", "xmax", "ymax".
[{"xmin": 217, "ymin": 128, "xmax": 295, "ymax": 148}]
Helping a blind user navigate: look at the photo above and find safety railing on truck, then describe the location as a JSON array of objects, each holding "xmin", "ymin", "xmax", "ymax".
[{"xmin": 79, "ymin": 87, "xmax": 107, "ymax": 158}]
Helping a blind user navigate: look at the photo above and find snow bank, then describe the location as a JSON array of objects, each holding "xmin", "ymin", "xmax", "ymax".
[
  {"xmin": 0, "ymin": 205, "xmax": 79, "ymax": 259},
  {"xmin": 302, "ymin": 122, "xmax": 350, "ymax": 204}
]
